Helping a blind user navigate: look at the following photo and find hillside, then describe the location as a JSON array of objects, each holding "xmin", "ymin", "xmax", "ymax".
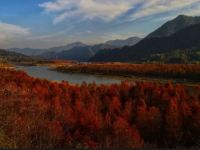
[
  {"xmin": 147, "ymin": 15, "xmax": 200, "ymax": 38},
  {"xmin": 90, "ymin": 20, "xmax": 200, "ymax": 63},
  {"xmin": 41, "ymin": 46, "xmax": 95, "ymax": 62},
  {"xmin": 0, "ymin": 49, "xmax": 32, "ymax": 62}
]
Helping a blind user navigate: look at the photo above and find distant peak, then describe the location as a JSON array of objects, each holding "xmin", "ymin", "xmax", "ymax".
[
  {"xmin": 126, "ymin": 36, "xmax": 141, "ymax": 40},
  {"xmin": 146, "ymin": 14, "xmax": 200, "ymax": 38}
]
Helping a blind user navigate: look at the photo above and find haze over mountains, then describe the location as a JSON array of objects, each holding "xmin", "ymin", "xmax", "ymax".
[
  {"xmin": 8, "ymin": 37, "xmax": 142, "ymax": 62},
  {"xmin": 9, "ymin": 42, "xmax": 87, "ymax": 56},
  {"xmin": 90, "ymin": 15, "xmax": 200, "ymax": 63},
  {"xmin": 9, "ymin": 48, "xmax": 46, "ymax": 56}
]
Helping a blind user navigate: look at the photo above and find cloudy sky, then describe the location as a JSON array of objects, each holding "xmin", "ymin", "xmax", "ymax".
[{"xmin": 1, "ymin": 0, "xmax": 200, "ymax": 49}]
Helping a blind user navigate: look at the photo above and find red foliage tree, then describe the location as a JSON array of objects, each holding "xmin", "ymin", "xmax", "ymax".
[{"xmin": 0, "ymin": 68, "xmax": 199, "ymax": 149}]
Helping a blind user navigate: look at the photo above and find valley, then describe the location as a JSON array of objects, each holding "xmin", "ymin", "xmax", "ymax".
[{"xmin": 0, "ymin": 13, "xmax": 200, "ymax": 149}]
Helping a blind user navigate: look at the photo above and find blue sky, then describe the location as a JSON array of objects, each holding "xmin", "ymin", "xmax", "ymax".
[{"xmin": 1, "ymin": 0, "xmax": 200, "ymax": 49}]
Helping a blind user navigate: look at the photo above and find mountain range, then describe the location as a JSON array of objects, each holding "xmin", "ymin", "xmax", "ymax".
[
  {"xmin": 8, "ymin": 37, "xmax": 142, "ymax": 62},
  {"xmin": 4, "ymin": 15, "xmax": 200, "ymax": 63},
  {"xmin": 90, "ymin": 15, "xmax": 200, "ymax": 63},
  {"xmin": 38, "ymin": 43, "xmax": 117, "ymax": 61}
]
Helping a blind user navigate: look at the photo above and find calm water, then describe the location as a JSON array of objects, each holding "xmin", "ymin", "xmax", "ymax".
[{"xmin": 16, "ymin": 65, "xmax": 124, "ymax": 84}]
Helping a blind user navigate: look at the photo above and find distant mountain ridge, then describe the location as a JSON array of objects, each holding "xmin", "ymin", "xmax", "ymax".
[
  {"xmin": 90, "ymin": 15, "xmax": 200, "ymax": 63},
  {"xmin": 39, "ymin": 43, "xmax": 118, "ymax": 61},
  {"xmin": 9, "ymin": 42, "xmax": 87, "ymax": 56},
  {"xmin": 47, "ymin": 42, "xmax": 87, "ymax": 53},
  {"xmin": 9, "ymin": 48, "xmax": 46, "ymax": 56},
  {"xmin": 106, "ymin": 37, "xmax": 141, "ymax": 47},
  {"xmin": 8, "ymin": 37, "xmax": 142, "ymax": 62},
  {"xmin": 0, "ymin": 49, "xmax": 32, "ymax": 62}
]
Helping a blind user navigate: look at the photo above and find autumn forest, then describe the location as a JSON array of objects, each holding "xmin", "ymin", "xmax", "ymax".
[{"xmin": 0, "ymin": 68, "xmax": 200, "ymax": 149}]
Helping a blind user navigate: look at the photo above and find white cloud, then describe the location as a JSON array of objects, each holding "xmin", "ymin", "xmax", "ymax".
[
  {"xmin": 0, "ymin": 22, "xmax": 30, "ymax": 48},
  {"xmin": 184, "ymin": 4, "xmax": 200, "ymax": 16},
  {"xmin": 0, "ymin": 22, "xmax": 30, "ymax": 40},
  {"xmin": 39, "ymin": 0, "xmax": 135, "ymax": 23},
  {"xmin": 129, "ymin": 0, "xmax": 200, "ymax": 21},
  {"xmin": 40, "ymin": 0, "xmax": 200, "ymax": 24}
]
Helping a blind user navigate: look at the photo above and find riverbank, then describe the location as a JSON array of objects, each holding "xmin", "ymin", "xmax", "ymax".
[
  {"xmin": 52, "ymin": 63, "xmax": 200, "ymax": 84},
  {"xmin": 12, "ymin": 64, "xmax": 200, "ymax": 95},
  {"xmin": 0, "ymin": 62, "xmax": 15, "ymax": 69},
  {"xmin": 14, "ymin": 59, "xmax": 76, "ymax": 67}
]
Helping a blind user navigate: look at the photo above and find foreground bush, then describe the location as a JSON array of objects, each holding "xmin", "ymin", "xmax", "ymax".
[{"xmin": 0, "ymin": 68, "xmax": 199, "ymax": 149}]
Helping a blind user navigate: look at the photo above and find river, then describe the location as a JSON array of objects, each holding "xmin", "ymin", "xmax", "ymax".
[
  {"xmin": 15, "ymin": 65, "xmax": 125, "ymax": 84},
  {"xmin": 15, "ymin": 65, "xmax": 198, "ymax": 87}
]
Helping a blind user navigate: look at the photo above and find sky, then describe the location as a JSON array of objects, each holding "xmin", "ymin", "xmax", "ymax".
[{"xmin": 1, "ymin": 0, "xmax": 200, "ymax": 49}]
